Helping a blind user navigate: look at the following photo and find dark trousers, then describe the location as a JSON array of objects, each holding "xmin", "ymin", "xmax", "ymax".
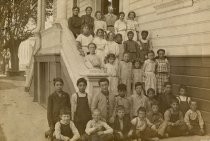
[
  {"xmin": 132, "ymin": 127, "xmax": 158, "ymax": 140},
  {"xmin": 82, "ymin": 133, "xmax": 113, "ymax": 141},
  {"xmin": 114, "ymin": 132, "xmax": 131, "ymax": 141},
  {"xmin": 166, "ymin": 124, "xmax": 188, "ymax": 137}
]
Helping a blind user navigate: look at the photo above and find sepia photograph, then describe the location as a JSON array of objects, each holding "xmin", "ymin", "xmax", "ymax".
[{"xmin": 0, "ymin": 0, "xmax": 210, "ymax": 141}]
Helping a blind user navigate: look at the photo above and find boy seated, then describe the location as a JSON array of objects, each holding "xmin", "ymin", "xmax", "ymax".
[
  {"xmin": 129, "ymin": 107, "xmax": 159, "ymax": 141},
  {"xmin": 184, "ymin": 101, "xmax": 205, "ymax": 136},
  {"xmin": 85, "ymin": 109, "xmax": 113, "ymax": 141},
  {"xmin": 147, "ymin": 102, "xmax": 168, "ymax": 137},
  {"xmin": 54, "ymin": 107, "xmax": 80, "ymax": 141},
  {"xmin": 84, "ymin": 43, "xmax": 102, "ymax": 69},
  {"xmin": 164, "ymin": 98, "xmax": 188, "ymax": 137},
  {"xmin": 112, "ymin": 105, "xmax": 131, "ymax": 141}
]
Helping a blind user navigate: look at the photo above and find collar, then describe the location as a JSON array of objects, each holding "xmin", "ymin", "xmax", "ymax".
[{"xmin": 140, "ymin": 38, "xmax": 148, "ymax": 43}]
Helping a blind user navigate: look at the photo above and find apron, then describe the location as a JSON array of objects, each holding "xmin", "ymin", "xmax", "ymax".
[{"xmin": 74, "ymin": 93, "xmax": 91, "ymax": 134}]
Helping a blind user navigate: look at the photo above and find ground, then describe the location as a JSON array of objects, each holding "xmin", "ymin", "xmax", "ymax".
[{"xmin": 0, "ymin": 76, "xmax": 210, "ymax": 141}]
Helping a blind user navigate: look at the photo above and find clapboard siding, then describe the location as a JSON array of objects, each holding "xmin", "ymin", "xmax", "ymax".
[
  {"xmin": 168, "ymin": 56, "xmax": 210, "ymax": 133},
  {"xmin": 127, "ymin": 0, "xmax": 210, "ymax": 56},
  {"xmin": 168, "ymin": 56, "xmax": 210, "ymax": 67},
  {"xmin": 171, "ymin": 66, "xmax": 210, "ymax": 77},
  {"xmin": 152, "ymin": 32, "xmax": 210, "ymax": 47},
  {"xmin": 201, "ymin": 111, "xmax": 210, "ymax": 125},
  {"xmin": 139, "ymin": 9, "xmax": 210, "ymax": 30},
  {"xmin": 191, "ymin": 98, "xmax": 210, "ymax": 113},
  {"xmin": 172, "ymin": 84, "xmax": 210, "ymax": 101},
  {"xmin": 151, "ymin": 21, "xmax": 210, "ymax": 39},
  {"xmin": 171, "ymin": 74, "xmax": 210, "ymax": 89}
]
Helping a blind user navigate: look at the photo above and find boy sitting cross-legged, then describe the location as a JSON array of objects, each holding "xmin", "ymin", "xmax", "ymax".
[
  {"xmin": 54, "ymin": 107, "xmax": 80, "ymax": 141},
  {"xmin": 164, "ymin": 98, "xmax": 188, "ymax": 137},
  {"xmin": 112, "ymin": 105, "xmax": 132, "ymax": 141},
  {"xmin": 184, "ymin": 101, "xmax": 205, "ymax": 136},
  {"xmin": 84, "ymin": 109, "xmax": 113, "ymax": 141},
  {"xmin": 129, "ymin": 107, "xmax": 159, "ymax": 141}
]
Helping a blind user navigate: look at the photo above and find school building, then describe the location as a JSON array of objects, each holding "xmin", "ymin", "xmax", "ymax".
[{"xmin": 27, "ymin": 0, "xmax": 210, "ymax": 133}]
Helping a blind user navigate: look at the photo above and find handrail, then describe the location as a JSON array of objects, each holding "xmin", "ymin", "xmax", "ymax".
[{"xmin": 59, "ymin": 20, "xmax": 88, "ymax": 90}]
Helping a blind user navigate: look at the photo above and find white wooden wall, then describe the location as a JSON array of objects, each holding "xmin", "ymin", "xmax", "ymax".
[{"xmin": 122, "ymin": 0, "xmax": 210, "ymax": 56}]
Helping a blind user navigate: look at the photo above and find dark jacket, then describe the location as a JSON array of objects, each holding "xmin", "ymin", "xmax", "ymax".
[
  {"xmin": 112, "ymin": 116, "xmax": 131, "ymax": 135},
  {"xmin": 47, "ymin": 91, "xmax": 71, "ymax": 129},
  {"xmin": 158, "ymin": 93, "xmax": 177, "ymax": 113}
]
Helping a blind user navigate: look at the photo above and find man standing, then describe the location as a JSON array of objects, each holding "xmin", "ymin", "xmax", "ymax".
[
  {"xmin": 104, "ymin": 7, "xmax": 117, "ymax": 33},
  {"xmin": 91, "ymin": 78, "xmax": 115, "ymax": 123}
]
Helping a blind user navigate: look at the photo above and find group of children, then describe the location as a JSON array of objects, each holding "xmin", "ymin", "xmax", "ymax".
[
  {"xmin": 71, "ymin": 6, "xmax": 169, "ymax": 97},
  {"xmin": 46, "ymin": 77, "xmax": 205, "ymax": 141},
  {"xmin": 48, "ymin": 5, "xmax": 206, "ymax": 141}
]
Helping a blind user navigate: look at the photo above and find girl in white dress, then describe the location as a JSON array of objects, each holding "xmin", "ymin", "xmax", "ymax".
[
  {"xmin": 126, "ymin": 11, "xmax": 139, "ymax": 41},
  {"xmin": 105, "ymin": 32, "xmax": 119, "ymax": 62},
  {"xmin": 94, "ymin": 11, "xmax": 107, "ymax": 34},
  {"xmin": 142, "ymin": 50, "xmax": 156, "ymax": 95},
  {"xmin": 104, "ymin": 53, "xmax": 119, "ymax": 95},
  {"xmin": 114, "ymin": 12, "xmax": 127, "ymax": 42},
  {"xmin": 93, "ymin": 29, "xmax": 107, "ymax": 64},
  {"xmin": 76, "ymin": 24, "xmax": 93, "ymax": 56}
]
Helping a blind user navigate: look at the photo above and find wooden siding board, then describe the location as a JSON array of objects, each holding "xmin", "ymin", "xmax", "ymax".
[
  {"xmin": 150, "ymin": 20, "xmax": 210, "ymax": 39},
  {"xmin": 138, "ymin": 9, "xmax": 210, "ymax": 30},
  {"xmin": 170, "ymin": 74, "xmax": 210, "ymax": 89},
  {"xmin": 171, "ymin": 66, "xmax": 210, "ymax": 77},
  {"xmin": 152, "ymin": 32, "xmax": 210, "ymax": 47},
  {"xmin": 201, "ymin": 111, "xmax": 210, "ymax": 125},
  {"xmin": 168, "ymin": 57, "xmax": 210, "ymax": 67},
  {"xmin": 172, "ymin": 84, "xmax": 210, "ymax": 101},
  {"xmin": 191, "ymin": 97, "xmax": 210, "ymax": 113}
]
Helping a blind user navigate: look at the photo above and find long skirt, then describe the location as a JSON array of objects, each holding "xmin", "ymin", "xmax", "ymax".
[
  {"xmin": 108, "ymin": 76, "xmax": 119, "ymax": 95},
  {"xmin": 96, "ymin": 49, "xmax": 105, "ymax": 65},
  {"xmin": 156, "ymin": 72, "xmax": 169, "ymax": 94},
  {"xmin": 117, "ymin": 31, "xmax": 127, "ymax": 42},
  {"xmin": 144, "ymin": 72, "xmax": 156, "ymax": 95}
]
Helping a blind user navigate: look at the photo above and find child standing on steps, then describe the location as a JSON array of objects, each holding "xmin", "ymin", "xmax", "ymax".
[
  {"xmin": 76, "ymin": 24, "xmax": 93, "ymax": 56},
  {"xmin": 46, "ymin": 78, "xmax": 71, "ymax": 139},
  {"xmin": 104, "ymin": 53, "xmax": 119, "ymax": 95},
  {"xmin": 123, "ymin": 31, "xmax": 140, "ymax": 62},
  {"xmin": 71, "ymin": 78, "xmax": 92, "ymax": 136},
  {"xmin": 115, "ymin": 34, "xmax": 124, "ymax": 61},
  {"xmin": 139, "ymin": 30, "xmax": 152, "ymax": 63},
  {"xmin": 114, "ymin": 12, "xmax": 127, "ymax": 42},
  {"xmin": 105, "ymin": 32, "xmax": 120, "ymax": 62},
  {"xmin": 94, "ymin": 11, "xmax": 107, "ymax": 34},
  {"xmin": 93, "ymin": 29, "xmax": 107, "ymax": 65},
  {"xmin": 156, "ymin": 49, "xmax": 170, "ymax": 94},
  {"xmin": 126, "ymin": 11, "xmax": 139, "ymax": 41},
  {"xmin": 132, "ymin": 60, "xmax": 143, "ymax": 93},
  {"xmin": 176, "ymin": 85, "xmax": 191, "ymax": 115},
  {"xmin": 143, "ymin": 50, "xmax": 156, "ymax": 95},
  {"xmin": 118, "ymin": 53, "xmax": 132, "ymax": 96}
]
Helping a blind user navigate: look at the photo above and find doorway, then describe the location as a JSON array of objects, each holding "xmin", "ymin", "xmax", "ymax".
[{"xmin": 101, "ymin": 0, "xmax": 119, "ymax": 15}]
